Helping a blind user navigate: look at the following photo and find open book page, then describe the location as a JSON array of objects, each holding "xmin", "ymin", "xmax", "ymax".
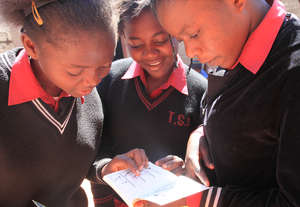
[
  {"xmin": 140, "ymin": 175, "xmax": 208, "ymax": 206},
  {"xmin": 103, "ymin": 162, "xmax": 208, "ymax": 207}
]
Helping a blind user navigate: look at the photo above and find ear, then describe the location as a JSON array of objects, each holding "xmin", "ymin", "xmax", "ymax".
[{"xmin": 21, "ymin": 33, "xmax": 39, "ymax": 60}]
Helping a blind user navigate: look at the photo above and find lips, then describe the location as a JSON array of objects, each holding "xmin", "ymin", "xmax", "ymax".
[
  {"xmin": 145, "ymin": 59, "xmax": 163, "ymax": 67},
  {"xmin": 149, "ymin": 61, "xmax": 161, "ymax": 66},
  {"xmin": 80, "ymin": 88, "xmax": 93, "ymax": 96},
  {"xmin": 203, "ymin": 57, "xmax": 218, "ymax": 67}
]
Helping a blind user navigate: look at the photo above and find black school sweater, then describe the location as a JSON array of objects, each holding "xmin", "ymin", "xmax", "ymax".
[
  {"xmin": 0, "ymin": 48, "xmax": 103, "ymax": 207},
  {"xmin": 91, "ymin": 58, "xmax": 207, "ymax": 207},
  {"xmin": 97, "ymin": 58, "xmax": 207, "ymax": 161},
  {"xmin": 197, "ymin": 15, "xmax": 300, "ymax": 207}
]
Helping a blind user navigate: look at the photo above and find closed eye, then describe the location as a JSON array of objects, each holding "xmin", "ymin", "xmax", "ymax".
[
  {"xmin": 67, "ymin": 71, "xmax": 82, "ymax": 77},
  {"xmin": 67, "ymin": 68, "xmax": 84, "ymax": 77},
  {"xmin": 129, "ymin": 44, "xmax": 143, "ymax": 49},
  {"xmin": 190, "ymin": 33, "xmax": 198, "ymax": 39},
  {"xmin": 190, "ymin": 30, "xmax": 200, "ymax": 39},
  {"xmin": 154, "ymin": 38, "xmax": 169, "ymax": 45}
]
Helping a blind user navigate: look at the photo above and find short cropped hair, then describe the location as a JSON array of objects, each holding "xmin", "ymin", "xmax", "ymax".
[{"xmin": 0, "ymin": 0, "xmax": 119, "ymax": 44}]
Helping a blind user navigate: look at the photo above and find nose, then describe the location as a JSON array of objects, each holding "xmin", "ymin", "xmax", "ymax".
[
  {"xmin": 142, "ymin": 45, "xmax": 159, "ymax": 59},
  {"xmin": 184, "ymin": 40, "xmax": 200, "ymax": 59},
  {"xmin": 84, "ymin": 68, "xmax": 102, "ymax": 87}
]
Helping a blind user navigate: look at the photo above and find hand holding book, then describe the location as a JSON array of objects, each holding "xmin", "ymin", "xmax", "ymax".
[
  {"xmin": 103, "ymin": 162, "xmax": 208, "ymax": 207},
  {"xmin": 101, "ymin": 148, "xmax": 149, "ymax": 177}
]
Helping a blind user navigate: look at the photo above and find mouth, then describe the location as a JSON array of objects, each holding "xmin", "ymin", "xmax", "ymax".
[
  {"xmin": 145, "ymin": 59, "xmax": 163, "ymax": 67},
  {"xmin": 205, "ymin": 57, "xmax": 218, "ymax": 67},
  {"xmin": 80, "ymin": 88, "xmax": 93, "ymax": 96},
  {"xmin": 149, "ymin": 61, "xmax": 161, "ymax": 66}
]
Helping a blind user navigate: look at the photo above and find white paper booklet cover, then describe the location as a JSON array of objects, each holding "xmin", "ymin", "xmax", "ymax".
[{"xmin": 103, "ymin": 162, "xmax": 209, "ymax": 207}]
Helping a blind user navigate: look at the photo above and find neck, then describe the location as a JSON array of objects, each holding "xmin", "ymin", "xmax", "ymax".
[
  {"xmin": 248, "ymin": 0, "xmax": 271, "ymax": 33},
  {"xmin": 145, "ymin": 65, "xmax": 174, "ymax": 94},
  {"xmin": 31, "ymin": 59, "xmax": 62, "ymax": 97}
]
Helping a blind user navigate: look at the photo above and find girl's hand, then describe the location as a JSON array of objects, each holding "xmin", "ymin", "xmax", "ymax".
[
  {"xmin": 155, "ymin": 155, "xmax": 184, "ymax": 175},
  {"xmin": 185, "ymin": 125, "xmax": 214, "ymax": 186},
  {"xmin": 101, "ymin": 148, "xmax": 149, "ymax": 177}
]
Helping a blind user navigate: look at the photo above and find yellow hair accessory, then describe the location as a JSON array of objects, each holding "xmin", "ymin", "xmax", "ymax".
[{"xmin": 31, "ymin": 0, "xmax": 44, "ymax": 26}]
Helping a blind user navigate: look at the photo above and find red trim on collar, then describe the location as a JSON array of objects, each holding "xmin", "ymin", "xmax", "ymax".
[
  {"xmin": 8, "ymin": 49, "xmax": 84, "ymax": 111},
  {"xmin": 122, "ymin": 57, "xmax": 188, "ymax": 98},
  {"xmin": 231, "ymin": 0, "xmax": 286, "ymax": 74}
]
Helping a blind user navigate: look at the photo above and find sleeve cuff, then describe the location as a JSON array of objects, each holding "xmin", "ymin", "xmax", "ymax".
[{"xmin": 94, "ymin": 158, "xmax": 112, "ymax": 184}]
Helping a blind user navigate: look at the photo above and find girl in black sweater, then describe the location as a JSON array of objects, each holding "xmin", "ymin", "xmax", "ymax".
[
  {"xmin": 0, "ymin": 1, "xmax": 148, "ymax": 206},
  {"xmin": 91, "ymin": 1, "xmax": 207, "ymax": 206}
]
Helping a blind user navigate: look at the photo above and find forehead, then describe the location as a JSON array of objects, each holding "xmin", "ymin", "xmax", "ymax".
[
  {"xmin": 44, "ymin": 30, "xmax": 116, "ymax": 66},
  {"xmin": 124, "ymin": 8, "xmax": 165, "ymax": 36},
  {"xmin": 156, "ymin": 0, "xmax": 221, "ymax": 36}
]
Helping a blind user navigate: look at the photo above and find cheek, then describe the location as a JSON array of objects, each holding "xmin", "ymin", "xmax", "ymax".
[
  {"xmin": 59, "ymin": 77, "xmax": 81, "ymax": 93},
  {"xmin": 128, "ymin": 48, "xmax": 143, "ymax": 61},
  {"xmin": 98, "ymin": 68, "xmax": 111, "ymax": 81},
  {"xmin": 159, "ymin": 44, "xmax": 174, "ymax": 57}
]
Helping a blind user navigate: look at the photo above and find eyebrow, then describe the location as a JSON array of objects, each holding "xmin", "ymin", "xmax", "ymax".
[
  {"xmin": 128, "ymin": 31, "xmax": 167, "ymax": 41},
  {"xmin": 70, "ymin": 64, "xmax": 90, "ymax": 69},
  {"xmin": 178, "ymin": 24, "xmax": 189, "ymax": 36},
  {"xmin": 128, "ymin": 37, "xmax": 141, "ymax": 41},
  {"xmin": 152, "ymin": 31, "xmax": 167, "ymax": 37},
  {"xmin": 70, "ymin": 64, "xmax": 111, "ymax": 69}
]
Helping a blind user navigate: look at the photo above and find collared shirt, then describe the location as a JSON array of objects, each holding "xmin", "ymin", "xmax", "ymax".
[
  {"xmin": 230, "ymin": 0, "xmax": 286, "ymax": 74},
  {"xmin": 122, "ymin": 56, "xmax": 188, "ymax": 99},
  {"xmin": 8, "ymin": 49, "xmax": 84, "ymax": 112}
]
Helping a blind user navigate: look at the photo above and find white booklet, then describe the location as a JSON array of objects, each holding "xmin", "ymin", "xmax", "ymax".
[{"xmin": 103, "ymin": 162, "xmax": 208, "ymax": 207}]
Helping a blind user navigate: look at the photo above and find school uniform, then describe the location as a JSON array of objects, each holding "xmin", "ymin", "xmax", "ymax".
[
  {"xmin": 0, "ymin": 48, "xmax": 103, "ymax": 207},
  {"xmin": 186, "ymin": 0, "xmax": 300, "ymax": 206},
  {"xmin": 91, "ymin": 57, "xmax": 207, "ymax": 207}
]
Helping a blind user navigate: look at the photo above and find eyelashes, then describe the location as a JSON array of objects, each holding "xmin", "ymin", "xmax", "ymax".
[
  {"xmin": 190, "ymin": 30, "xmax": 200, "ymax": 39},
  {"xmin": 129, "ymin": 38, "xmax": 169, "ymax": 49}
]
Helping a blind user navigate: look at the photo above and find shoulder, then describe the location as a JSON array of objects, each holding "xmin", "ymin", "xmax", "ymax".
[
  {"xmin": 271, "ymin": 15, "xmax": 300, "ymax": 71},
  {"xmin": 0, "ymin": 48, "xmax": 23, "ymax": 78},
  {"xmin": 258, "ymin": 15, "xmax": 300, "ymax": 85},
  {"xmin": 187, "ymin": 68, "xmax": 207, "ymax": 87},
  {"xmin": 109, "ymin": 58, "xmax": 134, "ymax": 78},
  {"xmin": 181, "ymin": 62, "xmax": 207, "ymax": 94},
  {"xmin": 78, "ymin": 88, "xmax": 103, "ymax": 119},
  {"xmin": 97, "ymin": 58, "xmax": 133, "ymax": 92},
  {"xmin": 0, "ymin": 48, "xmax": 19, "ymax": 81},
  {"xmin": 0, "ymin": 48, "xmax": 22, "ymax": 89},
  {"xmin": 0, "ymin": 48, "xmax": 22, "ymax": 106}
]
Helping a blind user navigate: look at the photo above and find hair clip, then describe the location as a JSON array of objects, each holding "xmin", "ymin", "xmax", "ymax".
[{"xmin": 31, "ymin": 0, "xmax": 44, "ymax": 26}]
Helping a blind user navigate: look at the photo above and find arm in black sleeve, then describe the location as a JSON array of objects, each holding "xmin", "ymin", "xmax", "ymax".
[
  {"xmin": 86, "ymin": 73, "xmax": 114, "ymax": 183},
  {"xmin": 195, "ymin": 68, "xmax": 300, "ymax": 207}
]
